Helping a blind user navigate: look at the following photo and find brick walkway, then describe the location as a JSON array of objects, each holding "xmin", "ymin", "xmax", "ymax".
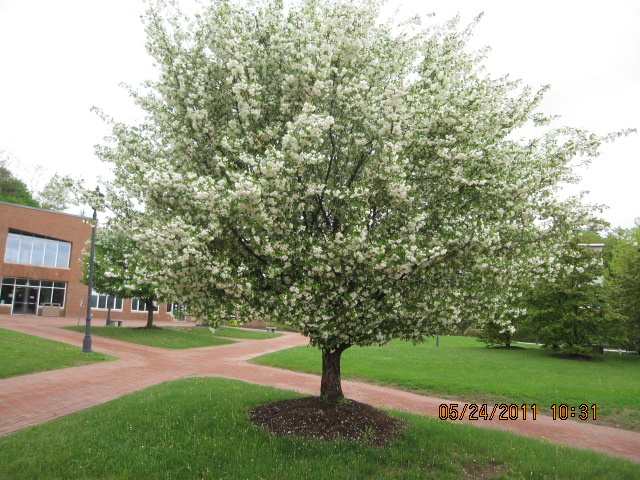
[{"xmin": 1, "ymin": 315, "xmax": 639, "ymax": 464}]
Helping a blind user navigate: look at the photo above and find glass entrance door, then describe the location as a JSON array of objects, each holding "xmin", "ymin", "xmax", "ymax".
[{"xmin": 11, "ymin": 286, "xmax": 39, "ymax": 315}]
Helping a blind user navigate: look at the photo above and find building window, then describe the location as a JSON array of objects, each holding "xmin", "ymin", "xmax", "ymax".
[
  {"xmin": 38, "ymin": 280, "xmax": 67, "ymax": 306},
  {"xmin": 0, "ymin": 279, "xmax": 14, "ymax": 305},
  {"xmin": 166, "ymin": 302, "xmax": 181, "ymax": 312},
  {"xmin": 0, "ymin": 276, "xmax": 67, "ymax": 308},
  {"xmin": 90, "ymin": 293, "xmax": 123, "ymax": 311},
  {"xmin": 4, "ymin": 230, "xmax": 72, "ymax": 268},
  {"xmin": 131, "ymin": 298, "xmax": 158, "ymax": 312},
  {"xmin": 167, "ymin": 302, "xmax": 187, "ymax": 321}
]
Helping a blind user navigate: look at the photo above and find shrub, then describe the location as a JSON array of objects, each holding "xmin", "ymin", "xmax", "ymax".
[
  {"xmin": 477, "ymin": 321, "xmax": 516, "ymax": 348},
  {"xmin": 546, "ymin": 344, "xmax": 603, "ymax": 361}
]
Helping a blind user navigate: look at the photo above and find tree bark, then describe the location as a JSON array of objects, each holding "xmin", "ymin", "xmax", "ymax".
[
  {"xmin": 145, "ymin": 297, "xmax": 154, "ymax": 329},
  {"xmin": 320, "ymin": 344, "xmax": 350, "ymax": 402}
]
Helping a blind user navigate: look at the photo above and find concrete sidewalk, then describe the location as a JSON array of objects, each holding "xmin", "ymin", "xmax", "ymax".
[{"xmin": 1, "ymin": 315, "xmax": 639, "ymax": 464}]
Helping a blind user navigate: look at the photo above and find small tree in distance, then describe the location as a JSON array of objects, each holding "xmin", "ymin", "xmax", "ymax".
[
  {"xmin": 84, "ymin": 225, "xmax": 159, "ymax": 329},
  {"xmin": 477, "ymin": 318, "xmax": 518, "ymax": 348},
  {"xmin": 97, "ymin": 0, "xmax": 628, "ymax": 400},
  {"xmin": 37, "ymin": 174, "xmax": 78, "ymax": 212}
]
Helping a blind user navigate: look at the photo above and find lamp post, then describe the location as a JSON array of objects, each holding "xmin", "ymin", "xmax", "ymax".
[{"xmin": 82, "ymin": 187, "xmax": 102, "ymax": 353}]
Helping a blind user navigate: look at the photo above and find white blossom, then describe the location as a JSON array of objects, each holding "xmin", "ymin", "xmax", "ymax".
[{"xmin": 98, "ymin": 0, "xmax": 610, "ymax": 354}]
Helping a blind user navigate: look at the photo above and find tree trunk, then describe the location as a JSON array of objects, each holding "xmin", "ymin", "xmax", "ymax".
[
  {"xmin": 145, "ymin": 297, "xmax": 154, "ymax": 329},
  {"xmin": 320, "ymin": 344, "xmax": 350, "ymax": 402}
]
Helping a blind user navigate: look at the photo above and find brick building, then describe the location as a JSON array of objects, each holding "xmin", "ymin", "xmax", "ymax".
[{"xmin": 0, "ymin": 202, "xmax": 177, "ymax": 323}]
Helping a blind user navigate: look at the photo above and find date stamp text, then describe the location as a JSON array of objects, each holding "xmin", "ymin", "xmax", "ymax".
[{"xmin": 438, "ymin": 403, "xmax": 597, "ymax": 421}]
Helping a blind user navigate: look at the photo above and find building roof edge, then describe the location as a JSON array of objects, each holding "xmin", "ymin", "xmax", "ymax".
[{"xmin": 0, "ymin": 201, "xmax": 90, "ymax": 220}]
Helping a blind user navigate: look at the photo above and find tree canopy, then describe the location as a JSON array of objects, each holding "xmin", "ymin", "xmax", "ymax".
[
  {"xmin": 518, "ymin": 239, "xmax": 607, "ymax": 359},
  {"xmin": 606, "ymin": 221, "xmax": 640, "ymax": 353},
  {"xmin": 1, "ymin": 150, "xmax": 79, "ymax": 212},
  {"xmin": 36, "ymin": 174, "xmax": 77, "ymax": 211},
  {"xmin": 86, "ymin": 225, "xmax": 159, "ymax": 329},
  {"xmin": 0, "ymin": 165, "xmax": 39, "ymax": 207},
  {"xmin": 98, "ymin": 0, "xmax": 620, "ymax": 398}
]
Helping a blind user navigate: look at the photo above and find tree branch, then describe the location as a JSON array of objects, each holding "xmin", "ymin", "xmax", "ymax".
[{"xmin": 227, "ymin": 224, "xmax": 268, "ymax": 265}]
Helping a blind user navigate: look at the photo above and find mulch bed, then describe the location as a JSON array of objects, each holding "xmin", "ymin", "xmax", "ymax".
[{"xmin": 249, "ymin": 396, "xmax": 407, "ymax": 446}]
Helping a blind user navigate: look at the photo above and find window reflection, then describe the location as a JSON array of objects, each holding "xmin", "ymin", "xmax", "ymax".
[
  {"xmin": 1, "ymin": 277, "xmax": 67, "ymax": 308},
  {"xmin": 3, "ymin": 231, "xmax": 71, "ymax": 268}
]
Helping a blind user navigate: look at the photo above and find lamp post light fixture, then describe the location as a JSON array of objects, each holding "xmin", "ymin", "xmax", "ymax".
[{"xmin": 82, "ymin": 187, "xmax": 103, "ymax": 354}]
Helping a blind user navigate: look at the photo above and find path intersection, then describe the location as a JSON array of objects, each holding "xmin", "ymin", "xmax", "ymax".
[{"xmin": 0, "ymin": 315, "xmax": 638, "ymax": 464}]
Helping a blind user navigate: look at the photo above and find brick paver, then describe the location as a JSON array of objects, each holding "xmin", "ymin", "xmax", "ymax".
[{"xmin": 1, "ymin": 315, "xmax": 639, "ymax": 464}]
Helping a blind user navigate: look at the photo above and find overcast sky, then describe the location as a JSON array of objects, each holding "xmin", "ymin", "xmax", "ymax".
[{"xmin": 0, "ymin": 0, "xmax": 638, "ymax": 228}]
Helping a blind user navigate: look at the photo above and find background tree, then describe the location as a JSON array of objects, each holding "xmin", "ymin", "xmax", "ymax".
[
  {"xmin": 98, "ymin": 0, "xmax": 622, "ymax": 400},
  {"xmin": 1, "ymin": 148, "xmax": 82, "ymax": 212},
  {"xmin": 606, "ymin": 220, "xmax": 640, "ymax": 354},
  {"xmin": 517, "ymin": 239, "xmax": 608, "ymax": 359},
  {"xmin": 85, "ymin": 225, "xmax": 159, "ymax": 329},
  {"xmin": 478, "ymin": 228, "xmax": 608, "ymax": 349},
  {"xmin": 36, "ymin": 174, "xmax": 78, "ymax": 211},
  {"xmin": 476, "ymin": 316, "xmax": 519, "ymax": 348},
  {"xmin": 0, "ymin": 164, "xmax": 39, "ymax": 207}
]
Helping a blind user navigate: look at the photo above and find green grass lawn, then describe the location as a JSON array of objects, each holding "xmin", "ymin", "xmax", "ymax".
[
  {"xmin": 0, "ymin": 377, "xmax": 636, "ymax": 480},
  {"xmin": 211, "ymin": 326, "xmax": 282, "ymax": 340},
  {"xmin": 251, "ymin": 336, "xmax": 640, "ymax": 431},
  {"xmin": 65, "ymin": 326, "xmax": 235, "ymax": 349},
  {"xmin": 0, "ymin": 328, "xmax": 113, "ymax": 379},
  {"xmin": 64, "ymin": 325, "xmax": 278, "ymax": 350}
]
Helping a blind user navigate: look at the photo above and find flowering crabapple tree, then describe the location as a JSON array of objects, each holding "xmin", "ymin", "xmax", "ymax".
[{"xmin": 97, "ymin": 0, "xmax": 619, "ymax": 400}]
